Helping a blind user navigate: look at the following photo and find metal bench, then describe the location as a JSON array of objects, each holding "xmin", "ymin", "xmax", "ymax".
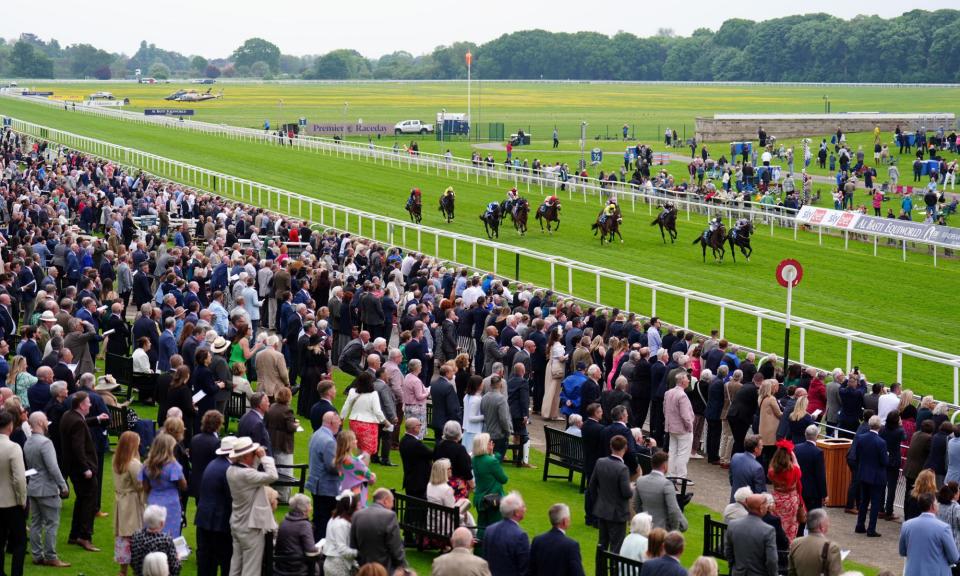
[
  {"xmin": 224, "ymin": 391, "xmax": 247, "ymax": 433},
  {"xmin": 595, "ymin": 545, "xmax": 644, "ymax": 576},
  {"xmin": 107, "ymin": 404, "xmax": 129, "ymax": 440},
  {"xmin": 542, "ymin": 426, "xmax": 586, "ymax": 492},
  {"xmin": 105, "ymin": 353, "xmax": 134, "ymax": 399},
  {"xmin": 392, "ymin": 490, "xmax": 460, "ymax": 552},
  {"xmin": 272, "ymin": 463, "xmax": 309, "ymax": 500}
]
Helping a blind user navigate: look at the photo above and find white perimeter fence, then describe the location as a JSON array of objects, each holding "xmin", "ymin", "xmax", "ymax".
[{"xmin": 9, "ymin": 116, "xmax": 960, "ymax": 404}]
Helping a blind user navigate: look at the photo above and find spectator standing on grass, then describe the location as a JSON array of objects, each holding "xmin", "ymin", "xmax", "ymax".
[
  {"xmin": 24, "ymin": 411, "xmax": 70, "ymax": 568},
  {"xmin": 528, "ymin": 504, "xmax": 585, "ymax": 576},
  {"xmin": 589, "ymin": 435, "xmax": 633, "ymax": 552},
  {"xmin": 482, "ymin": 492, "xmax": 530, "ymax": 576},
  {"xmin": 633, "ymin": 450, "xmax": 688, "ymax": 532},
  {"xmin": 726, "ymin": 494, "xmax": 778, "ymax": 576}
]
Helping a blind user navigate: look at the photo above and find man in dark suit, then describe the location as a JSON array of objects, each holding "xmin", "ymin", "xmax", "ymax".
[
  {"xmin": 104, "ymin": 302, "xmax": 131, "ymax": 356},
  {"xmin": 588, "ymin": 436, "xmax": 633, "ymax": 551},
  {"xmin": 132, "ymin": 304, "xmax": 160, "ymax": 365},
  {"xmin": 350, "ymin": 489, "xmax": 406, "ymax": 573},
  {"xmin": 528, "ymin": 504, "xmax": 585, "ymax": 576},
  {"xmin": 237, "ymin": 392, "xmax": 273, "ymax": 456},
  {"xmin": 309, "ymin": 381, "xmax": 338, "ymax": 432},
  {"xmin": 529, "ymin": 321, "xmax": 547, "ymax": 416},
  {"xmin": 60, "ymin": 392, "xmax": 103, "ymax": 551},
  {"xmin": 483, "ymin": 492, "xmax": 529, "ymax": 576},
  {"xmin": 795, "ymin": 425, "xmax": 827, "ymax": 531},
  {"xmin": 18, "ymin": 326, "xmax": 42, "ymax": 374},
  {"xmin": 430, "ymin": 364, "xmax": 462, "ymax": 439},
  {"xmin": 189, "ymin": 412, "xmax": 223, "ymax": 502},
  {"xmin": 726, "ymin": 494, "xmax": 778, "ymax": 576},
  {"xmin": 856, "ymin": 415, "xmax": 888, "ymax": 537},
  {"xmin": 582, "ymin": 403, "xmax": 605, "ymax": 527},
  {"xmin": 602, "ymin": 405, "xmax": 638, "ymax": 477},
  {"xmin": 728, "ymin": 374, "xmax": 761, "ymax": 454},
  {"xmin": 639, "ymin": 531, "xmax": 690, "ymax": 576},
  {"xmin": 398, "ymin": 418, "xmax": 433, "ymax": 499},
  {"xmin": 132, "ymin": 262, "xmax": 153, "ymax": 309},
  {"xmin": 579, "ymin": 365, "xmax": 602, "ymax": 418},
  {"xmin": 506, "ymin": 363, "xmax": 533, "ymax": 468},
  {"xmin": 729, "ymin": 434, "xmax": 766, "ymax": 502}
]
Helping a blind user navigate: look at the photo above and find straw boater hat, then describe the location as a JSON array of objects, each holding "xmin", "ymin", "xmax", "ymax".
[
  {"xmin": 229, "ymin": 437, "xmax": 260, "ymax": 459},
  {"xmin": 94, "ymin": 375, "xmax": 120, "ymax": 392},
  {"xmin": 40, "ymin": 311, "xmax": 57, "ymax": 323},
  {"xmin": 211, "ymin": 337, "xmax": 231, "ymax": 354},
  {"xmin": 216, "ymin": 436, "xmax": 238, "ymax": 456}
]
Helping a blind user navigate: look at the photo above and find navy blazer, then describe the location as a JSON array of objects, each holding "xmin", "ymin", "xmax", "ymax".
[
  {"xmin": 602, "ymin": 422, "xmax": 638, "ymax": 475},
  {"xmin": 19, "ymin": 339, "xmax": 42, "ymax": 375},
  {"xmin": 189, "ymin": 432, "xmax": 220, "ymax": 499},
  {"xmin": 528, "ymin": 528, "xmax": 585, "ymax": 576},
  {"xmin": 482, "ymin": 519, "xmax": 530, "ymax": 576},
  {"xmin": 729, "ymin": 452, "xmax": 766, "ymax": 503},
  {"xmin": 431, "ymin": 377, "xmax": 462, "ymax": 431},
  {"xmin": 237, "ymin": 409, "xmax": 273, "ymax": 456},
  {"xmin": 582, "ymin": 418, "xmax": 606, "ymax": 480},
  {"xmin": 856, "ymin": 430, "xmax": 888, "ymax": 485},
  {"xmin": 309, "ymin": 399, "xmax": 338, "ymax": 432},
  {"xmin": 195, "ymin": 455, "xmax": 232, "ymax": 532},
  {"xmin": 639, "ymin": 555, "xmax": 688, "ymax": 576},
  {"xmin": 794, "ymin": 440, "xmax": 827, "ymax": 507}
]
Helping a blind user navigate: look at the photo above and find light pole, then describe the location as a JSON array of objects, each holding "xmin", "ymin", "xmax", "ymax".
[
  {"xmin": 466, "ymin": 52, "xmax": 472, "ymax": 133},
  {"xmin": 440, "ymin": 108, "xmax": 445, "ymax": 143},
  {"xmin": 580, "ymin": 121, "xmax": 587, "ymax": 172},
  {"xmin": 342, "ymin": 101, "xmax": 348, "ymax": 139}
]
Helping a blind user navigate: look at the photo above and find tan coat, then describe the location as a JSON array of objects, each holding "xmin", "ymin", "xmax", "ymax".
[
  {"xmin": 431, "ymin": 548, "xmax": 492, "ymax": 576},
  {"xmin": 0, "ymin": 434, "xmax": 26, "ymax": 508},
  {"xmin": 226, "ymin": 456, "xmax": 279, "ymax": 532},
  {"xmin": 255, "ymin": 348, "xmax": 290, "ymax": 398},
  {"xmin": 758, "ymin": 396, "xmax": 783, "ymax": 446},
  {"xmin": 788, "ymin": 533, "xmax": 842, "ymax": 576},
  {"xmin": 114, "ymin": 459, "xmax": 146, "ymax": 537}
]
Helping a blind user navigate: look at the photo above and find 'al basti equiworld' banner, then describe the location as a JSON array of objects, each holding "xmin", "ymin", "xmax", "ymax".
[
  {"xmin": 305, "ymin": 123, "xmax": 390, "ymax": 136},
  {"xmin": 795, "ymin": 205, "xmax": 960, "ymax": 248}
]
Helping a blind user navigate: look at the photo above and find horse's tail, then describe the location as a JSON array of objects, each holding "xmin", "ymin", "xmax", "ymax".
[
  {"xmin": 691, "ymin": 235, "xmax": 702, "ymax": 245},
  {"xmin": 650, "ymin": 216, "xmax": 660, "ymax": 226},
  {"xmin": 591, "ymin": 222, "xmax": 599, "ymax": 231}
]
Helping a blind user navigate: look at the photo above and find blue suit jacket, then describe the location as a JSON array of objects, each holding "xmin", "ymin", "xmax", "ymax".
[
  {"xmin": 19, "ymin": 339, "xmax": 42, "ymax": 374},
  {"xmin": 639, "ymin": 556, "xmax": 688, "ymax": 576},
  {"xmin": 237, "ymin": 410, "xmax": 273, "ymax": 456},
  {"xmin": 794, "ymin": 440, "xmax": 827, "ymax": 507},
  {"xmin": 729, "ymin": 452, "xmax": 766, "ymax": 502},
  {"xmin": 528, "ymin": 528, "xmax": 585, "ymax": 576},
  {"xmin": 482, "ymin": 519, "xmax": 530, "ymax": 576},
  {"xmin": 900, "ymin": 513, "xmax": 960, "ymax": 576},
  {"xmin": 195, "ymin": 455, "xmax": 232, "ymax": 532},
  {"xmin": 157, "ymin": 330, "xmax": 177, "ymax": 372},
  {"xmin": 856, "ymin": 430, "xmax": 888, "ymax": 485}
]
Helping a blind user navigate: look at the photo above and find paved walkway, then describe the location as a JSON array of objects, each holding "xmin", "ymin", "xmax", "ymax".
[{"xmin": 520, "ymin": 413, "xmax": 904, "ymax": 573}]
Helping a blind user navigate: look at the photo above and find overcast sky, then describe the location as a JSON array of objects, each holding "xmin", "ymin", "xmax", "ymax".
[{"xmin": 4, "ymin": 0, "xmax": 957, "ymax": 59}]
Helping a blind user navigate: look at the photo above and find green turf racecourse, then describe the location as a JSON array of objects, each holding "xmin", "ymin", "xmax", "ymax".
[{"xmin": 1, "ymin": 89, "xmax": 957, "ymax": 400}]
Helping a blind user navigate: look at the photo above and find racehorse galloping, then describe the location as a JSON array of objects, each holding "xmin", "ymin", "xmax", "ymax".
[
  {"xmin": 727, "ymin": 219, "xmax": 754, "ymax": 262},
  {"xmin": 692, "ymin": 221, "xmax": 727, "ymax": 263},
  {"xmin": 438, "ymin": 190, "xmax": 455, "ymax": 223},
  {"xmin": 480, "ymin": 204, "xmax": 501, "ymax": 239},
  {"xmin": 592, "ymin": 204, "xmax": 623, "ymax": 245},
  {"xmin": 536, "ymin": 199, "xmax": 561, "ymax": 233},
  {"xmin": 405, "ymin": 198, "xmax": 422, "ymax": 224},
  {"xmin": 650, "ymin": 203, "xmax": 678, "ymax": 243},
  {"xmin": 504, "ymin": 198, "xmax": 529, "ymax": 235}
]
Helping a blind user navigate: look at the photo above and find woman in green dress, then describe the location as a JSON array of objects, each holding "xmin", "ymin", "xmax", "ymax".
[{"xmin": 471, "ymin": 432, "xmax": 508, "ymax": 539}]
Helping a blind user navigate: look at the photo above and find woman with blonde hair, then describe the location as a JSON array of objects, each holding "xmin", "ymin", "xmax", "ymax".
[
  {"xmin": 114, "ymin": 431, "xmax": 145, "ymax": 576},
  {"xmin": 787, "ymin": 395, "xmax": 815, "ymax": 443},
  {"xmin": 453, "ymin": 353, "xmax": 472, "ymax": 402},
  {"xmin": 139, "ymin": 434, "xmax": 187, "ymax": 538},
  {"xmin": 7, "ymin": 355, "xmax": 35, "ymax": 408},
  {"xmin": 589, "ymin": 335, "xmax": 606, "ymax": 370},
  {"xmin": 689, "ymin": 556, "xmax": 719, "ymax": 576},
  {"xmin": 541, "ymin": 329, "xmax": 568, "ymax": 420},
  {"xmin": 426, "ymin": 458, "xmax": 474, "ymax": 529},
  {"xmin": 606, "ymin": 337, "xmax": 628, "ymax": 389},
  {"xmin": 472, "ymin": 433, "xmax": 507, "ymax": 538},
  {"xmin": 906, "ymin": 468, "xmax": 938, "ymax": 520},
  {"xmin": 757, "ymin": 379, "xmax": 782, "ymax": 469},
  {"xmin": 899, "ymin": 389, "xmax": 918, "ymax": 440},
  {"xmin": 334, "ymin": 430, "xmax": 376, "ymax": 506}
]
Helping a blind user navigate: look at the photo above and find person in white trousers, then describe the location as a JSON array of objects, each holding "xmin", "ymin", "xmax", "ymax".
[{"xmin": 664, "ymin": 372, "xmax": 694, "ymax": 480}]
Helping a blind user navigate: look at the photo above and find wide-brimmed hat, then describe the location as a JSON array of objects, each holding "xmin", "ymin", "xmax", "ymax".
[
  {"xmin": 211, "ymin": 337, "xmax": 231, "ymax": 354},
  {"xmin": 229, "ymin": 437, "xmax": 259, "ymax": 459},
  {"xmin": 94, "ymin": 375, "xmax": 120, "ymax": 392},
  {"xmin": 216, "ymin": 435, "xmax": 238, "ymax": 456},
  {"xmin": 40, "ymin": 311, "xmax": 57, "ymax": 323}
]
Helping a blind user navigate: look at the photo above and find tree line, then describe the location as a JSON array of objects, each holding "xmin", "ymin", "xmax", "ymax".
[{"xmin": 2, "ymin": 10, "xmax": 959, "ymax": 82}]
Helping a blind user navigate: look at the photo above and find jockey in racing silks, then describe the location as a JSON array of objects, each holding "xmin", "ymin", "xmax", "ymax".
[
  {"xmin": 504, "ymin": 187, "xmax": 520, "ymax": 215},
  {"xmin": 600, "ymin": 198, "xmax": 618, "ymax": 225},
  {"xmin": 407, "ymin": 187, "xmax": 421, "ymax": 209},
  {"xmin": 485, "ymin": 201, "xmax": 500, "ymax": 219},
  {"xmin": 443, "ymin": 186, "xmax": 455, "ymax": 199},
  {"xmin": 704, "ymin": 216, "xmax": 723, "ymax": 241},
  {"xmin": 731, "ymin": 217, "xmax": 750, "ymax": 240},
  {"xmin": 540, "ymin": 194, "xmax": 559, "ymax": 214}
]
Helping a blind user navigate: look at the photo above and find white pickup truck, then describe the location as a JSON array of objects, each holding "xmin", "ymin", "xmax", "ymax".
[{"xmin": 394, "ymin": 119, "xmax": 434, "ymax": 135}]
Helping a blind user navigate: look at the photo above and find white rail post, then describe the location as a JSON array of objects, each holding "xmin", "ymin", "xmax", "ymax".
[
  {"xmin": 651, "ymin": 289, "xmax": 657, "ymax": 316},
  {"xmin": 472, "ymin": 244, "xmax": 477, "ymax": 268},
  {"xmin": 595, "ymin": 273, "xmax": 601, "ymax": 303},
  {"xmin": 550, "ymin": 262, "xmax": 555, "ymax": 291},
  {"xmin": 493, "ymin": 247, "xmax": 498, "ymax": 274},
  {"xmin": 897, "ymin": 353, "xmax": 903, "ymax": 384},
  {"xmin": 719, "ymin": 305, "xmax": 726, "ymax": 339},
  {"xmin": 846, "ymin": 339, "xmax": 853, "ymax": 372},
  {"xmin": 568, "ymin": 266, "xmax": 573, "ymax": 295},
  {"xmin": 625, "ymin": 282, "xmax": 631, "ymax": 310},
  {"xmin": 683, "ymin": 298, "xmax": 689, "ymax": 329},
  {"xmin": 799, "ymin": 327, "xmax": 806, "ymax": 365},
  {"xmin": 756, "ymin": 316, "xmax": 762, "ymax": 351}
]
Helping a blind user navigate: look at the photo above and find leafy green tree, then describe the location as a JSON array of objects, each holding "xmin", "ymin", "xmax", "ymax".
[
  {"xmin": 149, "ymin": 62, "xmax": 170, "ymax": 79},
  {"xmin": 10, "ymin": 41, "xmax": 53, "ymax": 78},
  {"xmin": 191, "ymin": 55, "xmax": 208, "ymax": 74},
  {"xmin": 232, "ymin": 38, "xmax": 280, "ymax": 72},
  {"xmin": 204, "ymin": 64, "xmax": 221, "ymax": 79},
  {"xmin": 250, "ymin": 60, "xmax": 271, "ymax": 78}
]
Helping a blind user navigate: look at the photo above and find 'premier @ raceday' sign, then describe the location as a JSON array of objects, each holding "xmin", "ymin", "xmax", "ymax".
[{"xmin": 305, "ymin": 123, "xmax": 390, "ymax": 136}]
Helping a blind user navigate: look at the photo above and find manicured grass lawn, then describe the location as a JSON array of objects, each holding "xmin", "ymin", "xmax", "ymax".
[
  {"xmin": 2, "ymin": 97, "xmax": 959, "ymax": 400},
  {"xmin": 26, "ymin": 370, "xmax": 879, "ymax": 576}
]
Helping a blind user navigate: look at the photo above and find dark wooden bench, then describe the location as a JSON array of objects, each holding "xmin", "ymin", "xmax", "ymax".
[
  {"xmin": 107, "ymin": 404, "xmax": 129, "ymax": 439},
  {"xmin": 105, "ymin": 353, "xmax": 134, "ymax": 400},
  {"xmin": 272, "ymin": 463, "xmax": 309, "ymax": 502},
  {"xmin": 224, "ymin": 391, "xmax": 247, "ymax": 433},
  {"xmin": 595, "ymin": 545, "xmax": 644, "ymax": 576},
  {"xmin": 542, "ymin": 426, "xmax": 586, "ymax": 492},
  {"xmin": 392, "ymin": 490, "xmax": 460, "ymax": 552},
  {"xmin": 702, "ymin": 514, "xmax": 788, "ymax": 575}
]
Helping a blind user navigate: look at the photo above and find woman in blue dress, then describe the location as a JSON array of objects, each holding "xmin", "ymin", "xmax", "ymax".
[{"xmin": 139, "ymin": 433, "xmax": 187, "ymax": 538}]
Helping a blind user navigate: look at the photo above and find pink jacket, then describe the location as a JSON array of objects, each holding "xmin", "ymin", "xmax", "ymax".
[
  {"xmin": 402, "ymin": 373, "xmax": 430, "ymax": 406},
  {"xmin": 664, "ymin": 386, "xmax": 694, "ymax": 434}
]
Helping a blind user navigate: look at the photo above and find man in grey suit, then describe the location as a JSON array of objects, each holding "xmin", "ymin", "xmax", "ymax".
[
  {"xmin": 24, "ymin": 412, "xmax": 70, "ymax": 567},
  {"xmin": 350, "ymin": 488, "xmax": 407, "ymax": 573},
  {"xmin": 588, "ymin": 435, "xmax": 633, "ymax": 551},
  {"xmin": 632, "ymin": 450, "xmax": 688, "ymax": 532},
  {"xmin": 482, "ymin": 326, "xmax": 506, "ymax": 377},
  {"xmin": 725, "ymin": 494, "xmax": 778, "ymax": 576}
]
